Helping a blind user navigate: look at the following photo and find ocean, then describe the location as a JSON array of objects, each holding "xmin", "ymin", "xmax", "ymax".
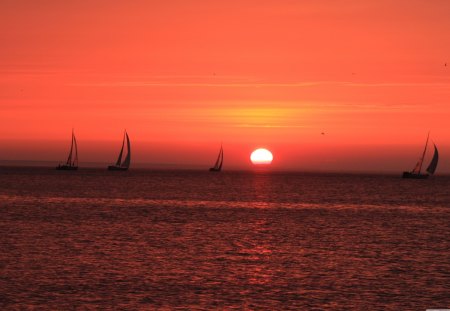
[{"xmin": 0, "ymin": 167, "xmax": 449, "ymax": 310}]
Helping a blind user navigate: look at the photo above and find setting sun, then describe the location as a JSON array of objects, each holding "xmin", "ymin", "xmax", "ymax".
[{"xmin": 250, "ymin": 148, "xmax": 273, "ymax": 165}]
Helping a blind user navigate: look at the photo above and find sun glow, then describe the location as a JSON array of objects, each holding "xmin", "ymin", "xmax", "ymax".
[{"xmin": 250, "ymin": 148, "xmax": 273, "ymax": 165}]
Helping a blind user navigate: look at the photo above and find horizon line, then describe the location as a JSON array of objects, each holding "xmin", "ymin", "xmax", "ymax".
[{"xmin": 0, "ymin": 160, "xmax": 448, "ymax": 175}]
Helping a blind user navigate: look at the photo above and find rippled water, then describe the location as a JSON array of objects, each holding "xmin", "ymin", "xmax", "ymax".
[{"xmin": 0, "ymin": 167, "xmax": 449, "ymax": 310}]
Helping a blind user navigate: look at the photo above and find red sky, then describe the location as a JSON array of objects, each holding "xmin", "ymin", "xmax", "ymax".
[{"xmin": 1, "ymin": 0, "xmax": 449, "ymax": 172}]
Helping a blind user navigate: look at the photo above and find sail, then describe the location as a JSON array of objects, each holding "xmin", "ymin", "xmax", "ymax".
[
  {"xmin": 218, "ymin": 147, "xmax": 223, "ymax": 170},
  {"xmin": 72, "ymin": 133, "xmax": 78, "ymax": 166},
  {"xmin": 213, "ymin": 149, "xmax": 221, "ymax": 168},
  {"xmin": 121, "ymin": 132, "xmax": 131, "ymax": 168},
  {"xmin": 418, "ymin": 132, "xmax": 430, "ymax": 174},
  {"xmin": 115, "ymin": 132, "xmax": 125, "ymax": 166},
  {"xmin": 66, "ymin": 131, "xmax": 74, "ymax": 165},
  {"xmin": 426, "ymin": 144, "xmax": 439, "ymax": 174},
  {"xmin": 412, "ymin": 159, "xmax": 422, "ymax": 174},
  {"xmin": 212, "ymin": 145, "xmax": 223, "ymax": 170}
]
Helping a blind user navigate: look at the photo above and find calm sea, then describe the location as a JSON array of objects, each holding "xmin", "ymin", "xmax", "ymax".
[{"xmin": 0, "ymin": 167, "xmax": 449, "ymax": 310}]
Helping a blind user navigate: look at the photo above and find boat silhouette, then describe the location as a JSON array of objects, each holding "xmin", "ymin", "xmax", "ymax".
[
  {"xmin": 402, "ymin": 132, "xmax": 439, "ymax": 179},
  {"xmin": 56, "ymin": 129, "xmax": 78, "ymax": 170},
  {"xmin": 209, "ymin": 144, "xmax": 223, "ymax": 172},
  {"xmin": 108, "ymin": 130, "xmax": 131, "ymax": 171}
]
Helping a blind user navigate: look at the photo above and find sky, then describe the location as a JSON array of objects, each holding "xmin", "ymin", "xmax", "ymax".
[{"xmin": 1, "ymin": 0, "xmax": 449, "ymax": 172}]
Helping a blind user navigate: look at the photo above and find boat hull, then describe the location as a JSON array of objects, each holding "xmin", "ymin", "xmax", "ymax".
[
  {"xmin": 56, "ymin": 165, "xmax": 78, "ymax": 171},
  {"xmin": 108, "ymin": 165, "xmax": 128, "ymax": 171},
  {"xmin": 209, "ymin": 167, "xmax": 221, "ymax": 172},
  {"xmin": 402, "ymin": 172, "xmax": 428, "ymax": 179}
]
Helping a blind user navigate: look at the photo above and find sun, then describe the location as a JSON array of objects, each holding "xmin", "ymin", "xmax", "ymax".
[{"xmin": 250, "ymin": 148, "xmax": 273, "ymax": 165}]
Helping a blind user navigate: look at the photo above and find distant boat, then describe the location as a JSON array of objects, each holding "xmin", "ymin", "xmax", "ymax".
[
  {"xmin": 402, "ymin": 132, "xmax": 439, "ymax": 179},
  {"xmin": 56, "ymin": 129, "xmax": 78, "ymax": 170},
  {"xmin": 108, "ymin": 131, "xmax": 131, "ymax": 171},
  {"xmin": 209, "ymin": 144, "xmax": 223, "ymax": 172}
]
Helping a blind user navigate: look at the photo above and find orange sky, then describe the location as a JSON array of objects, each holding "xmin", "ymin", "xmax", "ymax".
[{"xmin": 1, "ymin": 0, "xmax": 449, "ymax": 172}]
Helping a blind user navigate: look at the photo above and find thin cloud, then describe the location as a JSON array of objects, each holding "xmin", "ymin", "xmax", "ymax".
[
  {"xmin": 343, "ymin": 82, "xmax": 450, "ymax": 88},
  {"xmin": 69, "ymin": 81, "xmax": 326, "ymax": 88},
  {"xmin": 234, "ymin": 124, "xmax": 308, "ymax": 128},
  {"xmin": 69, "ymin": 80, "xmax": 450, "ymax": 89}
]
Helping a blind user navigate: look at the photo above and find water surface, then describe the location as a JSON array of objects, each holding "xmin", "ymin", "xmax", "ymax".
[{"xmin": 0, "ymin": 167, "xmax": 449, "ymax": 310}]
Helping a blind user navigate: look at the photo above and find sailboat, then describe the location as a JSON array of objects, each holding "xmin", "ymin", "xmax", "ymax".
[
  {"xmin": 209, "ymin": 144, "xmax": 223, "ymax": 172},
  {"xmin": 402, "ymin": 132, "xmax": 439, "ymax": 179},
  {"xmin": 108, "ymin": 131, "xmax": 131, "ymax": 171},
  {"xmin": 56, "ymin": 129, "xmax": 78, "ymax": 170}
]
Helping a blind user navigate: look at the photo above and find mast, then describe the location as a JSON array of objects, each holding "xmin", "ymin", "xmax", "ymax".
[
  {"xmin": 116, "ymin": 131, "xmax": 125, "ymax": 166},
  {"xmin": 418, "ymin": 132, "xmax": 430, "ymax": 174}
]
